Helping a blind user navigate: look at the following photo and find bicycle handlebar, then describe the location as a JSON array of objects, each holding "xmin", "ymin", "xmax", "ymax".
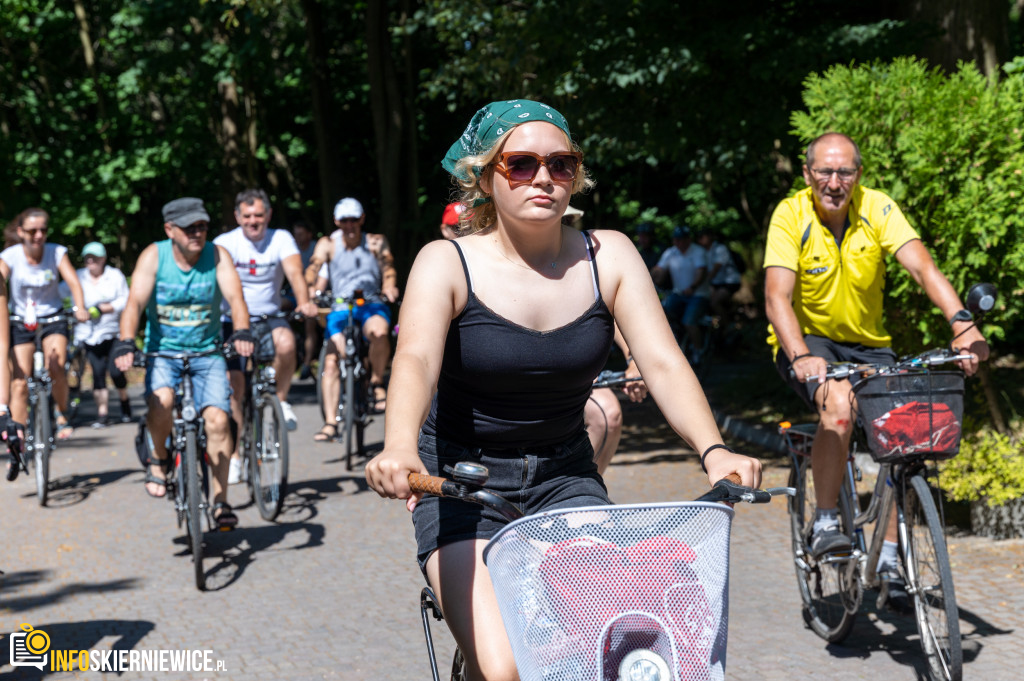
[
  {"xmin": 592, "ymin": 370, "xmax": 644, "ymax": 390},
  {"xmin": 132, "ymin": 345, "xmax": 226, "ymax": 367},
  {"xmin": 797, "ymin": 346, "xmax": 975, "ymax": 383},
  {"xmin": 408, "ymin": 468, "xmax": 792, "ymax": 519},
  {"xmin": 10, "ymin": 312, "xmax": 72, "ymax": 326}
]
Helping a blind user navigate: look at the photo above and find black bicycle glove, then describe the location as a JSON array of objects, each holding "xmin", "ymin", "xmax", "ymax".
[
  {"xmin": 227, "ymin": 328, "xmax": 256, "ymax": 346},
  {"xmin": 112, "ymin": 339, "xmax": 137, "ymax": 361}
]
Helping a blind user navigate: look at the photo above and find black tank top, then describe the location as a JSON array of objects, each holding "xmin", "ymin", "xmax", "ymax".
[{"xmin": 422, "ymin": 230, "xmax": 614, "ymax": 449}]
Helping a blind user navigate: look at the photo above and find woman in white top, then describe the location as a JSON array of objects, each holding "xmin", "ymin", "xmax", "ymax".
[
  {"xmin": 74, "ymin": 242, "xmax": 132, "ymax": 427},
  {"xmin": 0, "ymin": 209, "xmax": 90, "ymax": 439}
]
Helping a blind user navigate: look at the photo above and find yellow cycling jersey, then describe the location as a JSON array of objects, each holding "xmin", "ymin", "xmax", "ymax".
[{"xmin": 764, "ymin": 185, "xmax": 920, "ymax": 356}]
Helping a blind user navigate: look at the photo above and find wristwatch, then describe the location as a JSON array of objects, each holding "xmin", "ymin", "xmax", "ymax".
[{"xmin": 949, "ymin": 309, "xmax": 972, "ymax": 325}]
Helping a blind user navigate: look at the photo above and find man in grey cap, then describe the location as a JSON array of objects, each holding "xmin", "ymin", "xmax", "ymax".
[{"xmin": 114, "ymin": 197, "xmax": 254, "ymax": 529}]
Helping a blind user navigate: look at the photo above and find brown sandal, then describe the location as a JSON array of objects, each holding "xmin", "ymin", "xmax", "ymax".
[
  {"xmin": 313, "ymin": 423, "xmax": 337, "ymax": 442},
  {"xmin": 370, "ymin": 383, "xmax": 387, "ymax": 414}
]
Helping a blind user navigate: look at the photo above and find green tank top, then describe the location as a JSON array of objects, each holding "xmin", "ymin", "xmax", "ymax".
[{"xmin": 144, "ymin": 240, "xmax": 222, "ymax": 353}]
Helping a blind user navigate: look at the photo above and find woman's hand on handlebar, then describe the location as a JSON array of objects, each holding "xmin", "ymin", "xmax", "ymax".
[
  {"xmin": 705, "ymin": 450, "xmax": 762, "ymax": 490},
  {"xmin": 622, "ymin": 361, "xmax": 647, "ymax": 402},
  {"xmin": 365, "ymin": 447, "xmax": 428, "ymax": 512}
]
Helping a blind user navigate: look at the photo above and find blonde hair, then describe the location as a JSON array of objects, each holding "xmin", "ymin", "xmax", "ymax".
[{"xmin": 450, "ymin": 128, "xmax": 593, "ymax": 235}]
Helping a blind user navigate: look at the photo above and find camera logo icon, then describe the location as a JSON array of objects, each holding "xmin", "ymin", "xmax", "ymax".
[{"xmin": 9, "ymin": 623, "xmax": 50, "ymax": 670}]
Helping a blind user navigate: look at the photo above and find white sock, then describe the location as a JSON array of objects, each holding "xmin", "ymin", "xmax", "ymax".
[
  {"xmin": 877, "ymin": 540, "xmax": 899, "ymax": 573},
  {"xmin": 813, "ymin": 508, "xmax": 839, "ymax": 533}
]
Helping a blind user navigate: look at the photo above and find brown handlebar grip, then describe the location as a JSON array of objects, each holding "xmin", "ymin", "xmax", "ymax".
[
  {"xmin": 722, "ymin": 472, "xmax": 742, "ymax": 484},
  {"xmin": 408, "ymin": 473, "xmax": 447, "ymax": 496}
]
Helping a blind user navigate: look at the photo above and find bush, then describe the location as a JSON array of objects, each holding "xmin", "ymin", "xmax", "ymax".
[
  {"xmin": 790, "ymin": 57, "xmax": 1023, "ymax": 352},
  {"xmin": 940, "ymin": 429, "xmax": 1024, "ymax": 507}
]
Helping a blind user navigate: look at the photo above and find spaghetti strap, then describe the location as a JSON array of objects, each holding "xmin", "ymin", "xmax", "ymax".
[
  {"xmin": 582, "ymin": 230, "xmax": 601, "ymax": 302},
  {"xmin": 449, "ymin": 240, "xmax": 475, "ymax": 293}
]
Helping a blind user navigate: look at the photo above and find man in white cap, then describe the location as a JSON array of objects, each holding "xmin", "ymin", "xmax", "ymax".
[{"xmin": 305, "ymin": 197, "xmax": 399, "ymax": 441}]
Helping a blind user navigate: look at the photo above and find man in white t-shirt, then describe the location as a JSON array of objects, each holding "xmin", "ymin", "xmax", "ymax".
[
  {"xmin": 214, "ymin": 189, "xmax": 317, "ymax": 483},
  {"xmin": 696, "ymin": 228, "xmax": 743, "ymax": 320},
  {"xmin": 651, "ymin": 226, "xmax": 709, "ymax": 360}
]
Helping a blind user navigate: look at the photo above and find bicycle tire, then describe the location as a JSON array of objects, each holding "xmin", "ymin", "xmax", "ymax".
[
  {"xmin": 450, "ymin": 649, "xmax": 466, "ymax": 681},
  {"xmin": 903, "ymin": 473, "xmax": 962, "ymax": 681},
  {"xmin": 317, "ymin": 340, "xmax": 330, "ymax": 423},
  {"xmin": 788, "ymin": 456, "xmax": 858, "ymax": 643},
  {"xmin": 250, "ymin": 394, "xmax": 289, "ymax": 521},
  {"xmin": 32, "ymin": 396, "xmax": 51, "ymax": 506},
  {"xmin": 184, "ymin": 429, "xmax": 205, "ymax": 591},
  {"xmin": 343, "ymin": 363, "xmax": 357, "ymax": 470}
]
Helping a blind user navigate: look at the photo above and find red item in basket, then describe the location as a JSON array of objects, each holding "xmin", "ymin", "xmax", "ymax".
[
  {"xmin": 870, "ymin": 401, "xmax": 960, "ymax": 456},
  {"xmin": 538, "ymin": 535, "xmax": 715, "ymax": 673}
]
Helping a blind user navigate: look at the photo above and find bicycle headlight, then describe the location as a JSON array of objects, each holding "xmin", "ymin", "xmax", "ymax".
[
  {"xmin": 264, "ymin": 366, "xmax": 276, "ymax": 380},
  {"xmin": 182, "ymin": 404, "xmax": 197, "ymax": 421},
  {"xmin": 618, "ymin": 649, "xmax": 671, "ymax": 681}
]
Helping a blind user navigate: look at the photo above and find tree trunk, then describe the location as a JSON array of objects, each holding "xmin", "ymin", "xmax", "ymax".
[
  {"xmin": 218, "ymin": 78, "xmax": 245, "ymax": 226},
  {"xmin": 901, "ymin": 0, "xmax": 1009, "ymax": 77},
  {"xmin": 366, "ymin": 0, "xmax": 403, "ymax": 247},
  {"xmin": 301, "ymin": 0, "xmax": 345, "ymax": 235}
]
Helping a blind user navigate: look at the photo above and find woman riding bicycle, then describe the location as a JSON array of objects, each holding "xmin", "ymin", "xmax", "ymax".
[
  {"xmin": 365, "ymin": 100, "xmax": 761, "ymax": 681},
  {"xmin": 0, "ymin": 208, "xmax": 89, "ymax": 440}
]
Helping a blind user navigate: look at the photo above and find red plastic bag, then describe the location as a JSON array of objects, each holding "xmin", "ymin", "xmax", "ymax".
[{"xmin": 871, "ymin": 400, "xmax": 961, "ymax": 456}]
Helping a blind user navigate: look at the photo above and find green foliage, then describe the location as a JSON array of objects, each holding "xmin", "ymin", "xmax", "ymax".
[
  {"xmin": 791, "ymin": 57, "xmax": 1024, "ymax": 351},
  {"xmin": 940, "ymin": 429, "xmax": 1024, "ymax": 506}
]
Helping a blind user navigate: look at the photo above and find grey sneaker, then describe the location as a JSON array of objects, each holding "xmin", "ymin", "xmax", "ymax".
[{"xmin": 810, "ymin": 525, "xmax": 853, "ymax": 559}]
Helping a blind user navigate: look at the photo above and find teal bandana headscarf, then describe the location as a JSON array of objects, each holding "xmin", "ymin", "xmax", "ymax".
[{"xmin": 442, "ymin": 99, "xmax": 573, "ymax": 182}]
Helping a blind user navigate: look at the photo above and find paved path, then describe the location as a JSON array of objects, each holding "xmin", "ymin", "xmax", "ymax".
[{"xmin": 2, "ymin": 382, "xmax": 1022, "ymax": 680}]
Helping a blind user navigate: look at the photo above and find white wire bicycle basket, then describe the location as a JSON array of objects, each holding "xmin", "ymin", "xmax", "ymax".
[{"xmin": 483, "ymin": 502, "xmax": 734, "ymax": 681}]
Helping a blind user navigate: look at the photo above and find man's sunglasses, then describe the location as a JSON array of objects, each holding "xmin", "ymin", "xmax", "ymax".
[
  {"xmin": 494, "ymin": 151, "xmax": 582, "ymax": 188},
  {"xmin": 175, "ymin": 222, "xmax": 209, "ymax": 235}
]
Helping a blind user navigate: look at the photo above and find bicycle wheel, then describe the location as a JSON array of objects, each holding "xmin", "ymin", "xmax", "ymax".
[
  {"xmin": 183, "ymin": 429, "xmax": 205, "ymax": 591},
  {"xmin": 343, "ymin": 363, "xmax": 357, "ymax": 470},
  {"xmin": 903, "ymin": 473, "xmax": 962, "ymax": 681},
  {"xmin": 249, "ymin": 394, "xmax": 289, "ymax": 521},
  {"xmin": 450, "ymin": 649, "xmax": 466, "ymax": 681},
  {"xmin": 788, "ymin": 455, "xmax": 859, "ymax": 642},
  {"xmin": 32, "ymin": 397, "xmax": 51, "ymax": 506},
  {"xmin": 317, "ymin": 340, "xmax": 330, "ymax": 423}
]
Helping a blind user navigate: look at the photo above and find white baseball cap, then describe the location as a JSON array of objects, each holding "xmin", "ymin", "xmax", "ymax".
[{"xmin": 333, "ymin": 197, "xmax": 364, "ymax": 221}]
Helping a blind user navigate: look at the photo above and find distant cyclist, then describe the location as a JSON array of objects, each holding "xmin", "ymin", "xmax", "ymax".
[
  {"xmin": 214, "ymin": 189, "xmax": 316, "ymax": 483},
  {"xmin": 290, "ymin": 219, "xmax": 320, "ymax": 381},
  {"xmin": 72, "ymin": 241, "xmax": 132, "ymax": 427},
  {"xmin": 651, "ymin": 226, "xmax": 709, "ymax": 361},
  {"xmin": 306, "ymin": 197, "xmax": 400, "ymax": 442},
  {"xmin": 696, "ymin": 228, "xmax": 742, "ymax": 321},
  {"xmin": 0, "ymin": 208, "xmax": 90, "ymax": 440},
  {"xmin": 114, "ymin": 197, "xmax": 253, "ymax": 529}
]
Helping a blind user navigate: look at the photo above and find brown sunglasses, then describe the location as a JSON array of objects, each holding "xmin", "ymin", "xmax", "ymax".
[{"xmin": 493, "ymin": 151, "xmax": 583, "ymax": 188}]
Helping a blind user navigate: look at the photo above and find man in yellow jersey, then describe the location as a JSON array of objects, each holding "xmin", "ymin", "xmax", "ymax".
[{"xmin": 764, "ymin": 132, "xmax": 988, "ymax": 608}]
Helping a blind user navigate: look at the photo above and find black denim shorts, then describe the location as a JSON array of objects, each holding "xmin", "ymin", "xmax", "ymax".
[{"xmin": 412, "ymin": 429, "xmax": 611, "ymax": 574}]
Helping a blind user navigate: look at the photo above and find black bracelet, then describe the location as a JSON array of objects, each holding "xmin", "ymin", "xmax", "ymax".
[
  {"xmin": 790, "ymin": 352, "xmax": 813, "ymax": 364},
  {"xmin": 700, "ymin": 443, "xmax": 735, "ymax": 474}
]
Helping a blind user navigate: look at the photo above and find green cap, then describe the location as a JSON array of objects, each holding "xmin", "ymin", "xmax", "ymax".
[{"xmin": 442, "ymin": 100, "xmax": 572, "ymax": 181}]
